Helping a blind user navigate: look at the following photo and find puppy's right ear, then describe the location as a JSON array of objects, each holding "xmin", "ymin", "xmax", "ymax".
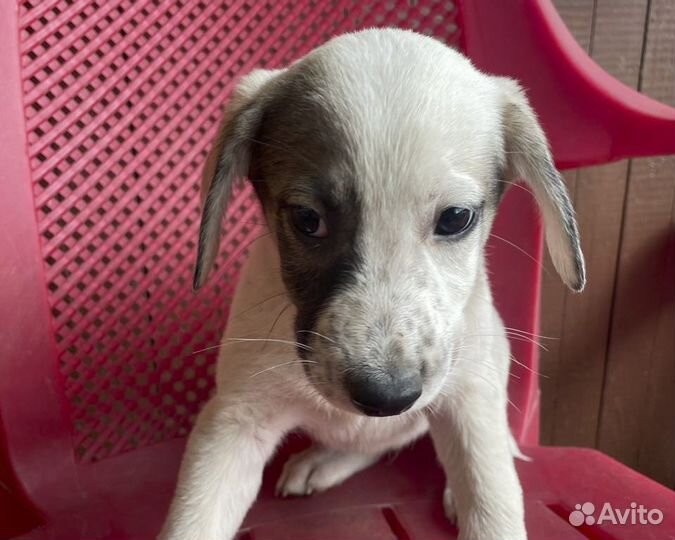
[
  {"xmin": 193, "ymin": 69, "xmax": 283, "ymax": 290},
  {"xmin": 496, "ymin": 77, "xmax": 586, "ymax": 292}
]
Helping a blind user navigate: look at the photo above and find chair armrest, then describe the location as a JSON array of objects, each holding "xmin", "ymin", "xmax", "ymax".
[{"xmin": 460, "ymin": 0, "xmax": 675, "ymax": 169}]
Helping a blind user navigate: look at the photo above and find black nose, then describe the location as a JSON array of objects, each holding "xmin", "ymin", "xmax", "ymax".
[{"xmin": 346, "ymin": 371, "xmax": 422, "ymax": 417}]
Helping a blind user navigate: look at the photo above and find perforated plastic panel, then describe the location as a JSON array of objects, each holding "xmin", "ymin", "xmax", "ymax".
[{"xmin": 17, "ymin": 0, "xmax": 461, "ymax": 463}]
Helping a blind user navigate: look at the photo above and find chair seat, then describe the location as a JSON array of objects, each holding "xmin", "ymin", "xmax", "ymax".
[
  {"xmin": 245, "ymin": 439, "xmax": 675, "ymax": 540},
  {"xmin": 15, "ymin": 436, "xmax": 674, "ymax": 540}
]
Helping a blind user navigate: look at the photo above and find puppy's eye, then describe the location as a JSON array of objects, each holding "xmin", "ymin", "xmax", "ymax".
[
  {"xmin": 290, "ymin": 206, "xmax": 327, "ymax": 238},
  {"xmin": 434, "ymin": 207, "xmax": 475, "ymax": 236}
]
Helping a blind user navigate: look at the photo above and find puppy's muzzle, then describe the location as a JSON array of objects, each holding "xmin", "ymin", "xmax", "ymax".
[{"xmin": 345, "ymin": 370, "xmax": 422, "ymax": 417}]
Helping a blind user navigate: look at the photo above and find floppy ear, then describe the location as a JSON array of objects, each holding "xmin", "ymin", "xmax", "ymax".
[
  {"xmin": 497, "ymin": 77, "xmax": 586, "ymax": 292},
  {"xmin": 193, "ymin": 69, "xmax": 283, "ymax": 290}
]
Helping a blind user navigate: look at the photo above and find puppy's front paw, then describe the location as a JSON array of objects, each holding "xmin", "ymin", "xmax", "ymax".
[
  {"xmin": 276, "ymin": 446, "xmax": 379, "ymax": 497},
  {"xmin": 276, "ymin": 447, "xmax": 323, "ymax": 496}
]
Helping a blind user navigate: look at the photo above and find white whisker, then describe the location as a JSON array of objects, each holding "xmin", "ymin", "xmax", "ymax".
[
  {"xmin": 462, "ymin": 332, "xmax": 548, "ymax": 352},
  {"xmin": 509, "ymin": 354, "xmax": 548, "ymax": 378},
  {"xmin": 296, "ymin": 329, "xmax": 337, "ymax": 344},
  {"xmin": 192, "ymin": 337, "xmax": 313, "ymax": 355},
  {"xmin": 489, "ymin": 232, "xmax": 549, "ymax": 275},
  {"xmin": 250, "ymin": 359, "xmax": 318, "ymax": 378},
  {"xmin": 502, "ymin": 326, "xmax": 558, "ymax": 341}
]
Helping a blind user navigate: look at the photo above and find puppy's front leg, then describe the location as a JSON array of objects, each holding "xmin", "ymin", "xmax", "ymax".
[
  {"xmin": 159, "ymin": 394, "xmax": 289, "ymax": 540},
  {"xmin": 428, "ymin": 386, "xmax": 526, "ymax": 540}
]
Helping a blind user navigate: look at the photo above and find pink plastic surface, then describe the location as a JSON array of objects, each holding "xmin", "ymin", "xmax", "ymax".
[{"xmin": 1, "ymin": 1, "xmax": 674, "ymax": 539}]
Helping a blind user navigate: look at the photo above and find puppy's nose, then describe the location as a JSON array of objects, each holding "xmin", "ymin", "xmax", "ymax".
[{"xmin": 346, "ymin": 371, "xmax": 422, "ymax": 417}]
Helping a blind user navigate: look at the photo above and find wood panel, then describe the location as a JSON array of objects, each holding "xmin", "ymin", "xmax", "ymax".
[
  {"xmin": 551, "ymin": 0, "xmax": 595, "ymax": 52},
  {"xmin": 597, "ymin": 0, "xmax": 675, "ymax": 489},
  {"xmin": 539, "ymin": 0, "xmax": 593, "ymax": 445},
  {"xmin": 542, "ymin": 0, "xmax": 675, "ymax": 488},
  {"xmin": 543, "ymin": 0, "xmax": 649, "ymax": 447}
]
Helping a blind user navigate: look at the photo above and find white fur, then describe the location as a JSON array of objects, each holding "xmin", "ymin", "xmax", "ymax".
[{"xmin": 160, "ymin": 29, "xmax": 585, "ymax": 540}]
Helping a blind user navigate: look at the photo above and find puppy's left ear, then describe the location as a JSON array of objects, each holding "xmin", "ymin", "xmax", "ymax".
[
  {"xmin": 496, "ymin": 77, "xmax": 586, "ymax": 292},
  {"xmin": 194, "ymin": 69, "xmax": 284, "ymax": 290}
]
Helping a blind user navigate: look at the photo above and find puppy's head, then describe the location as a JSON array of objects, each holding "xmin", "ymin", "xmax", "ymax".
[{"xmin": 194, "ymin": 29, "xmax": 585, "ymax": 416}]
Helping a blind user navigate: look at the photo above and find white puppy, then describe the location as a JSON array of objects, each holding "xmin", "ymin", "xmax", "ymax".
[{"xmin": 159, "ymin": 29, "xmax": 585, "ymax": 540}]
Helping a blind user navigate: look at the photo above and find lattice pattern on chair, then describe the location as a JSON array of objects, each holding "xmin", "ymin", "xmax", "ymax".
[{"xmin": 17, "ymin": 0, "xmax": 460, "ymax": 462}]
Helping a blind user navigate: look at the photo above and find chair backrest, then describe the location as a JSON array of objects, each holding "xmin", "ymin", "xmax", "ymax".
[{"xmin": 0, "ymin": 1, "xmax": 551, "ymax": 534}]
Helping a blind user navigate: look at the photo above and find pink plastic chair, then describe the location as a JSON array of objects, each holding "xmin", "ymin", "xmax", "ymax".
[{"xmin": 1, "ymin": 1, "xmax": 674, "ymax": 539}]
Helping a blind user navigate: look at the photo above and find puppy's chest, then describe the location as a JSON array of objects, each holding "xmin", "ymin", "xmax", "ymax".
[{"xmin": 301, "ymin": 410, "xmax": 428, "ymax": 454}]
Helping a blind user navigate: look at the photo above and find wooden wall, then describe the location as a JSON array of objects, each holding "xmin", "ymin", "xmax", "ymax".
[{"xmin": 541, "ymin": 0, "xmax": 675, "ymax": 489}]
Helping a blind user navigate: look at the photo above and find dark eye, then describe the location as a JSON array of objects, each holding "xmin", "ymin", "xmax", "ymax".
[
  {"xmin": 290, "ymin": 206, "xmax": 327, "ymax": 238},
  {"xmin": 434, "ymin": 207, "xmax": 475, "ymax": 236}
]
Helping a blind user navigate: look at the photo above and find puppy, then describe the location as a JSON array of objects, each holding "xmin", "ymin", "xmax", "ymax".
[{"xmin": 159, "ymin": 28, "xmax": 584, "ymax": 540}]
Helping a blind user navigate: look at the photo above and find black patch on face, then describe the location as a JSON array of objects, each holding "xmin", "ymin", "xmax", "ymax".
[
  {"xmin": 245, "ymin": 60, "xmax": 364, "ymax": 354},
  {"xmin": 493, "ymin": 164, "xmax": 507, "ymax": 202},
  {"xmin": 279, "ymin": 188, "xmax": 363, "ymax": 357},
  {"xmin": 291, "ymin": 255, "xmax": 362, "ymax": 358}
]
